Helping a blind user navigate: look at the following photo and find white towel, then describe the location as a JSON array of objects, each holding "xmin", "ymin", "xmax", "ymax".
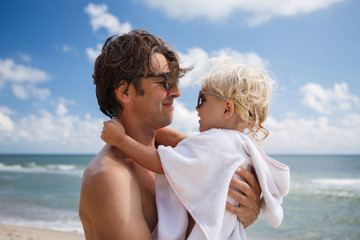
[{"xmin": 155, "ymin": 129, "xmax": 290, "ymax": 240}]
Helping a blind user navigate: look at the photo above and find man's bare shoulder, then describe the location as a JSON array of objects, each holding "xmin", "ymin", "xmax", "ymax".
[
  {"xmin": 82, "ymin": 145, "xmax": 135, "ymax": 191},
  {"xmin": 79, "ymin": 145, "xmax": 153, "ymax": 239},
  {"xmin": 79, "ymin": 145, "xmax": 140, "ymax": 219}
]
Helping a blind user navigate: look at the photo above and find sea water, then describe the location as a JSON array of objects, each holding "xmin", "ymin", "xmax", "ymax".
[
  {"xmin": 0, "ymin": 154, "xmax": 88, "ymax": 233},
  {"xmin": 0, "ymin": 154, "xmax": 359, "ymax": 239},
  {"xmin": 246, "ymin": 155, "xmax": 360, "ymax": 240}
]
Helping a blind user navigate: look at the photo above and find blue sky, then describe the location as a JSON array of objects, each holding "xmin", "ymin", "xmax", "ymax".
[{"xmin": 0, "ymin": 0, "xmax": 359, "ymax": 154}]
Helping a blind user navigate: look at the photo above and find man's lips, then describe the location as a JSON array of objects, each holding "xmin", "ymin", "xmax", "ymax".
[{"xmin": 163, "ymin": 101, "xmax": 174, "ymax": 108}]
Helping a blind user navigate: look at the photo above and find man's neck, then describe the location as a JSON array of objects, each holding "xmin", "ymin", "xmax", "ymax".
[
  {"xmin": 117, "ymin": 115, "xmax": 157, "ymax": 188},
  {"xmin": 120, "ymin": 115, "xmax": 157, "ymax": 148}
]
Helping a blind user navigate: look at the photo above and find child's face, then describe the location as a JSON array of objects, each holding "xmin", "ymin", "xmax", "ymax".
[{"xmin": 196, "ymin": 87, "xmax": 227, "ymax": 132}]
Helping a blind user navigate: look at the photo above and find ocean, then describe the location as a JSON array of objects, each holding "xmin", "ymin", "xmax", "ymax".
[{"xmin": 0, "ymin": 154, "xmax": 359, "ymax": 239}]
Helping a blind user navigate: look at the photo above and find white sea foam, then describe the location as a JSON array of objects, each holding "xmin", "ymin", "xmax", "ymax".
[
  {"xmin": 0, "ymin": 162, "xmax": 84, "ymax": 177},
  {"xmin": 312, "ymin": 178, "xmax": 360, "ymax": 186},
  {"xmin": 0, "ymin": 202, "xmax": 84, "ymax": 234},
  {"xmin": 290, "ymin": 176, "xmax": 360, "ymax": 199},
  {"xmin": 0, "ymin": 217, "xmax": 84, "ymax": 234},
  {"xmin": 291, "ymin": 178, "xmax": 360, "ymax": 199}
]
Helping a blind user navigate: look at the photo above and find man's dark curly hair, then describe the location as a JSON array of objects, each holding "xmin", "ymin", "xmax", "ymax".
[{"xmin": 93, "ymin": 29, "xmax": 191, "ymax": 119}]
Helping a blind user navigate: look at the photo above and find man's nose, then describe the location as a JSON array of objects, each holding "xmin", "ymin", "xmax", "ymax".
[{"xmin": 168, "ymin": 84, "xmax": 181, "ymax": 98}]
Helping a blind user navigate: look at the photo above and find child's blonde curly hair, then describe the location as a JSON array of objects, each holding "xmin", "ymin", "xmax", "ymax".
[{"xmin": 197, "ymin": 56, "xmax": 276, "ymax": 144}]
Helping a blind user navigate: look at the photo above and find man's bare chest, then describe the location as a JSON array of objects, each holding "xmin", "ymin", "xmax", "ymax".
[{"xmin": 141, "ymin": 185, "xmax": 158, "ymax": 232}]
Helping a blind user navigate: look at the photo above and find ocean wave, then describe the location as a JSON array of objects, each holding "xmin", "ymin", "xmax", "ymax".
[
  {"xmin": 0, "ymin": 201, "xmax": 84, "ymax": 234},
  {"xmin": 0, "ymin": 162, "xmax": 84, "ymax": 177},
  {"xmin": 0, "ymin": 216, "xmax": 84, "ymax": 234},
  {"xmin": 292, "ymin": 178, "xmax": 360, "ymax": 199},
  {"xmin": 312, "ymin": 178, "xmax": 360, "ymax": 187},
  {"xmin": 312, "ymin": 178, "xmax": 360, "ymax": 198}
]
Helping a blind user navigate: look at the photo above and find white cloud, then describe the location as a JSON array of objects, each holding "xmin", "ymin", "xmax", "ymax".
[
  {"xmin": 179, "ymin": 47, "xmax": 210, "ymax": 88},
  {"xmin": 213, "ymin": 48, "xmax": 270, "ymax": 68},
  {"xmin": 265, "ymin": 113, "xmax": 360, "ymax": 154},
  {"xmin": 0, "ymin": 106, "xmax": 14, "ymax": 132},
  {"xmin": 11, "ymin": 83, "xmax": 50, "ymax": 100},
  {"xmin": 141, "ymin": 0, "xmax": 345, "ymax": 26},
  {"xmin": 0, "ymin": 58, "xmax": 50, "ymax": 84},
  {"xmin": 18, "ymin": 52, "xmax": 31, "ymax": 62},
  {"xmin": 84, "ymin": 3, "xmax": 132, "ymax": 35},
  {"xmin": 178, "ymin": 47, "xmax": 270, "ymax": 88},
  {"xmin": 86, "ymin": 43, "xmax": 103, "ymax": 62},
  {"xmin": 300, "ymin": 82, "xmax": 360, "ymax": 114},
  {"xmin": 171, "ymin": 100, "xmax": 199, "ymax": 134},
  {"xmin": 56, "ymin": 44, "xmax": 78, "ymax": 56},
  {"xmin": 55, "ymin": 97, "xmax": 75, "ymax": 116},
  {"xmin": 341, "ymin": 113, "xmax": 360, "ymax": 127},
  {"xmin": 0, "ymin": 106, "xmax": 105, "ymax": 154},
  {"xmin": 0, "ymin": 113, "xmax": 14, "ymax": 132},
  {"xmin": 56, "ymin": 102, "xmax": 68, "ymax": 116},
  {"xmin": 0, "ymin": 58, "xmax": 51, "ymax": 100},
  {"xmin": 12, "ymin": 84, "xmax": 27, "ymax": 99},
  {"xmin": 0, "ymin": 106, "xmax": 15, "ymax": 115},
  {"xmin": 33, "ymin": 86, "xmax": 51, "ymax": 100}
]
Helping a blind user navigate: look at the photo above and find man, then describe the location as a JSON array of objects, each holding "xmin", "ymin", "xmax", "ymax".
[{"xmin": 79, "ymin": 30, "xmax": 261, "ymax": 239}]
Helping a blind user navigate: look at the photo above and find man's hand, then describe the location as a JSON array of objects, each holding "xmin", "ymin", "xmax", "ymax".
[
  {"xmin": 226, "ymin": 167, "xmax": 261, "ymax": 228},
  {"xmin": 101, "ymin": 119, "xmax": 126, "ymax": 146}
]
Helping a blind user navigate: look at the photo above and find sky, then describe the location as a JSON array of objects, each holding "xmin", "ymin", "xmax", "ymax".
[{"xmin": 0, "ymin": 0, "xmax": 359, "ymax": 154}]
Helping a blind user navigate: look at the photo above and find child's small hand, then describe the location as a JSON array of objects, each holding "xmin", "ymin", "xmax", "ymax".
[{"xmin": 101, "ymin": 119, "xmax": 126, "ymax": 146}]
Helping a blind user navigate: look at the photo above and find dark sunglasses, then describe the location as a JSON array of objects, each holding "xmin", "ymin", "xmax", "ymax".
[
  {"xmin": 197, "ymin": 91, "xmax": 231, "ymax": 109},
  {"xmin": 138, "ymin": 72, "xmax": 177, "ymax": 91},
  {"xmin": 197, "ymin": 90, "xmax": 253, "ymax": 117}
]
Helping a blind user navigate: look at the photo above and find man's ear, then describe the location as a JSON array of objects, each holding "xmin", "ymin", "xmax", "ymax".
[
  {"xmin": 223, "ymin": 100, "xmax": 235, "ymax": 119},
  {"xmin": 115, "ymin": 83, "xmax": 131, "ymax": 104}
]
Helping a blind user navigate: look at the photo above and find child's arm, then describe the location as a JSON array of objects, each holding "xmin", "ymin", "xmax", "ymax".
[
  {"xmin": 101, "ymin": 119, "xmax": 164, "ymax": 174},
  {"xmin": 155, "ymin": 127, "xmax": 188, "ymax": 147}
]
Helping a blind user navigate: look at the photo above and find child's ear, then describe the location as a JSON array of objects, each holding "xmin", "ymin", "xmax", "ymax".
[
  {"xmin": 223, "ymin": 100, "xmax": 235, "ymax": 119},
  {"xmin": 115, "ymin": 83, "xmax": 132, "ymax": 104}
]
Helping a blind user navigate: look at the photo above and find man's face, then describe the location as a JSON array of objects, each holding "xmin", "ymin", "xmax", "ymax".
[{"xmin": 131, "ymin": 53, "xmax": 181, "ymax": 129}]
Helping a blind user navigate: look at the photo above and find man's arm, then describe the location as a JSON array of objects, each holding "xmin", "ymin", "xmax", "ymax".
[
  {"xmin": 226, "ymin": 167, "xmax": 261, "ymax": 228},
  {"xmin": 84, "ymin": 167, "xmax": 153, "ymax": 239}
]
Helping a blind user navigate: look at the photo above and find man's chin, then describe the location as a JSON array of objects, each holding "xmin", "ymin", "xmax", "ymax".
[{"xmin": 160, "ymin": 117, "xmax": 173, "ymax": 129}]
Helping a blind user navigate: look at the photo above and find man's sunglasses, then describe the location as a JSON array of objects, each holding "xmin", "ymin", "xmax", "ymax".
[
  {"xmin": 197, "ymin": 90, "xmax": 253, "ymax": 117},
  {"xmin": 138, "ymin": 72, "xmax": 178, "ymax": 91}
]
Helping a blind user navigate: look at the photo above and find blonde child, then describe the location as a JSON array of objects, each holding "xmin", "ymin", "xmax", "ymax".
[{"xmin": 101, "ymin": 56, "xmax": 290, "ymax": 240}]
